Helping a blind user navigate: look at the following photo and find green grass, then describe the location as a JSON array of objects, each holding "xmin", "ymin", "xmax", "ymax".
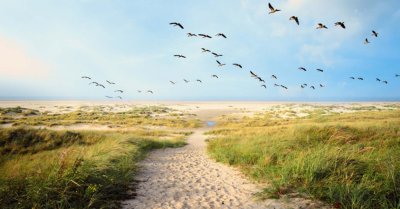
[
  {"xmin": 0, "ymin": 106, "xmax": 201, "ymax": 129},
  {"xmin": 0, "ymin": 128, "xmax": 189, "ymax": 209},
  {"xmin": 207, "ymin": 109, "xmax": 400, "ymax": 209}
]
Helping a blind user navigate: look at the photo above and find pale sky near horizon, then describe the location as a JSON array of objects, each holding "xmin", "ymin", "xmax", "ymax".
[{"xmin": 0, "ymin": 0, "xmax": 399, "ymax": 101}]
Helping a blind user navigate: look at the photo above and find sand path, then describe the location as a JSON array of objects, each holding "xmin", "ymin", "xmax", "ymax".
[{"xmin": 122, "ymin": 126, "xmax": 325, "ymax": 209}]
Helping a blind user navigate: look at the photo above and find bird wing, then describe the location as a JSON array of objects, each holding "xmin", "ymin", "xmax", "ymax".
[{"xmin": 268, "ymin": 3, "xmax": 274, "ymax": 10}]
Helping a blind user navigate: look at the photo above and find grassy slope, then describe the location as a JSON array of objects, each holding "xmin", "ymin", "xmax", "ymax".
[
  {"xmin": 207, "ymin": 109, "xmax": 400, "ymax": 208},
  {"xmin": 0, "ymin": 128, "xmax": 189, "ymax": 209},
  {"xmin": 0, "ymin": 105, "xmax": 198, "ymax": 209}
]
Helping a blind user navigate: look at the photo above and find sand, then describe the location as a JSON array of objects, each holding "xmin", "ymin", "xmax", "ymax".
[{"xmin": 121, "ymin": 126, "xmax": 328, "ymax": 209}]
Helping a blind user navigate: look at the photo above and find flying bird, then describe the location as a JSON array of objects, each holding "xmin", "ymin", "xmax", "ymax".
[
  {"xmin": 216, "ymin": 33, "xmax": 227, "ymax": 38},
  {"xmin": 376, "ymin": 78, "xmax": 381, "ymax": 82},
  {"xmin": 268, "ymin": 3, "xmax": 281, "ymax": 14},
  {"xmin": 320, "ymin": 84, "xmax": 325, "ymax": 88},
  {"xmin": 350, "ymin": 77, "xmax": 355, "ymax": 80},
  {"xmin": 212, "ymin": 52, "xmax": 223, "ymax": 57},
  {"xmin": 98, "ymin": 84, "xmax": 105, "ymax": 88},
  {"xmin": 316, "ymin": 69, "xmax": 324, "ymax": 72},
  {"xmin": 196, "ymin": 79, "xmax": 202, "ymax": 83},
  {"xmin": 274, "ymin": 84, "xmax": 280, "ymax": 87},
  {"xmin": 198, "ymin": 34, "xmax": 212, "ymax": 38},
  {"xmin": 147, "ymin": 90, "xmax": 154, "ymax": 94},
  {"xmin": 216, "ymin": 60, "xmax": 226, "ymax": 67},
  {"xmin": 372, "ymin": 30, "xmax": 378, "ymax": 37},
  {"xmin": 183, "ymin": 79, "xmax": 190, "ymax": 83},
  {"xmin": 382, "ymin": 81, "xmax": 388, "ymax": 84},
  {"xmin": 212, "ymin": 75, "xmax": 219, "ymax": 78},
  {"xmin": 289, "ymin": 16, "xmax": 299, "ymax": 25},
  {"xmin": 358, "ymin": 77, "xmax": 364, "ymax": 80},
  {"xmin": 81, "ymin": 76, "xmax": 91, "ymax": 79},
  {"xmin": 396, "ymin": 74, "xmax": 400, "ymax": 77},
  {"xmin": 174, "ymin": 54, "xmax": 186, "ymax": 58},
  {"xmin": 137, "ymin": 90, "xmax": 142, "ymax": 93},
  {"xmin": 233, "ymin": 63, "xmax": 243, "ymax": 69},
  {"xmin": 170, "ymin": 81, "xmax": 176, "ymax": 84},
  {"xmin": 169, "ymin": 22, "xmax": 184, "ymax": 29},
  {"xmin": 202, "ymin": 48, "xmax": 211, "ymax": 53},
  {"xmin": 271, "ymin": 75, "xmax": 277, "ymax": 79},
  {"xmin": 298, "ymin": 67, "xmax": 307, "ymax": 71},
  {"xmin": 250, "ymin": 71, "xmax": 258, "ymax": 78},
  {"xmin": 301, "ymin": 85, "xmax": 305, "ymax": 89},
  {"xmin": 316, "ymin": 23, "xmax": 328, "ymax": 29},
  {"xmin": 303, "ymin": 84, "xmax": 308, "ymax": 86},
  {"xmin": 364, "ymin": 38, "xmax": 370, "ymax": 44},
  {"xmin": 281, "ymin": 85, "xmax": 288, "ymax": 90},
  {"xmin": 311, "ymin": 86, "xmax": 316, "ymax": 90},
  {"xmin": 105, "ymin": 96, "xmax": 113, "ymax": 99},
  {"xmin": 334, "ymin": 22, "xmax": 346, "ymax": 29},
  {"xmin": 89, "ymin": 82, "xmax": 99, "ymax": 85},
  {"xmin": 257, "ymin": 77, "xmax": 266, "ymax": 83},
  {"xmin": 187, "ymin": 33, "xmax": 197, "ymax": 37},
  {"xmin": 261, "ymin": 85, "xmax": 267, "ymax": 89},
  {"xmin": 106, "ymin": 80, "xmax": 115, "ymax": 84},
  {"xmin": 115, "ymin": 90, "xmax": 124, "ymax": 93}
]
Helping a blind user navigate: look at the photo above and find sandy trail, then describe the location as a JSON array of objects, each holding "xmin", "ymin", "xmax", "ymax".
[{"xmin": 122, "ymin": 126, "xmax": 325, "ymax": 209}]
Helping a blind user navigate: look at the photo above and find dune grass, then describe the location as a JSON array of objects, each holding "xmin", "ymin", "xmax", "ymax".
[
  {"xmin": 207, "ymin": 109, "xmax": 400, "ymax": 208},
  {"xmin": 0, "ymin": 106, "xmax": 200, "ymax": 129},
  {"xmin": 0, "ymin": 128, "xmax": 189, "ymax": 208}
]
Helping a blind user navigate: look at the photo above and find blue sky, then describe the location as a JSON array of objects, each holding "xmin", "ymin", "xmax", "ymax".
[{"xmin": 0, "ymin": 0, "xmax": 399, "ymax": 101}]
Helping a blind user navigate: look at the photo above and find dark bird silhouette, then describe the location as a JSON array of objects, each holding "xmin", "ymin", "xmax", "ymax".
[
  {"xmin": 187, "ymin": 33, "xmax": 197, "ymax": 37},
  {"xmin": 106, "ymin": 80, "xmax": 115, "ymax": 84},
  {"xmin": 89, "ymin": 81, "xmax": 99, "ymax": 85},
  {"xmin": 196, "ymin": 79, "xmax": 202, "ymax": 83},
  {"xmin": 147, "ymin": 90, "xmax": 154, "ymax": 94},
  {"xmin": 169, "ymin": 22, "xmax": 184, "ymax": 29},
  {"xmin": 281, "ymin": 85, "xmax": 288, "ymax": 90},
  {"xmin": 372, "ymin": 30, "xmax": 378, "ymax": 37},
  {"xmin": 212, "ymin": 52, "xmax": 223, "ymax": 57},
  {"xmin": 320, "ymin": 84, "xmax": 325, "ymax": 88},
  {"xmin": 137, "ymin": 90, "xmax": 142, "ymax": 93},
  {"xmin": 298, "ymin": 67, "xmax": 307, "ymax": 71},
  {"xmin": 316, "ymin": 69, "xmax": 324, "ymax": 72},
  {"xmin": 216, "ymin": 60, "xmax": 226, "ymax": 67},
  {"xmin": 383, "ymin": 81, "xmax": 388, "ymax": 84},
  {"xmin": 364, "ymin": 38, "xmax": 370, "ymax": 44},
  {"xmin": 334, "ymin": 22, "xmax": 346, "ymax": 29},
  {"xmin": 258, "ymin": 78, "xmax": 266, "ymax": 83},
  {"xmin": 184, "ymin": 79, "xmax": 190, "ymax": 83},
  {"xmin": 212, "ymin": 75, "xmax": 219, "ymax": 78},
  {"xmin": 98, "ymin": 84, "xmax": 105, "ymax": 88},
  {"xmin": 301, "ymin": 85, "xmax": 305, "ymax": 88},
  {"xmin": 350, "ymin": 77, "xmax": 355, "ymax": 80},
  {"xmin": 274, "ymin": 84, "xmax": 280, "ymax": 87},
  {"xmin": 174, "ymin": 54, "xmax": 186, "ymax": 58},
  {"xmin": 358, "ymin": 77, "xmax": 364, "ymax": 80},
  {"xmin": 81, "ymin": 76, "xmax": 91, "ymax": 79},
  {"xmin": 261, "ymin": 85, "xmax": 267, "ymax": 89},
  {"xmin": 396, "ymin": 74, "xmax": 400, "ymax": 77},
  {"xmin": 202, "ymin": 48, "xmax": 211, "ymax": 53},
  {"xmin": 198, "ymin": 34, "xmax": 212, "ymax": 38},
  {"xmin": 376, "ymin": 78, "xmax": 381, "ymax": 82},
  {"xmin": 233, "ymin": 63, "xmax": 243, "ymax": 69},
  {"xmin": 250, "ymin": 71, "xmax": 258, "ymax": 78},
  {"xmin": 115, "ymin": 90, "xmax": 124, "ymax": 93},
  {"xmin": 216, "ymin": 33, "xmax": 227, "ymax": 38},
  {"xmin": 303, "ymin": 83, "xmax": 308, "ymax": 86},
  {"xmin": 105, "ymin": 96, "xmax": 113, "ymax": 99},
  {"xmin": 271, "ymin": 75, "xmax": 277, "ymax": 79},
  {"xmin": 316, "ymin": 23, "xmax": 328, "ymax": 29},
  {"xmin": 268, "ymin": 3, "xmax": 281, "ymax": 14},
  {"xmin": 289, "ymin": 16, "xmax": 299, "ymax": 25},
  {"xmin": 311, "ymin": 86, "xmax": 316, "ymax": 90},
  {"xmin": 170, "ymin": 81, "xmax": 176, "ymax": 84}
]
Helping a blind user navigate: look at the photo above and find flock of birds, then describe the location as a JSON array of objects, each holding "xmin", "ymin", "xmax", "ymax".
[{"xmin": 81, "ymin": 2, "xmax": 398, "ymax": 99}]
